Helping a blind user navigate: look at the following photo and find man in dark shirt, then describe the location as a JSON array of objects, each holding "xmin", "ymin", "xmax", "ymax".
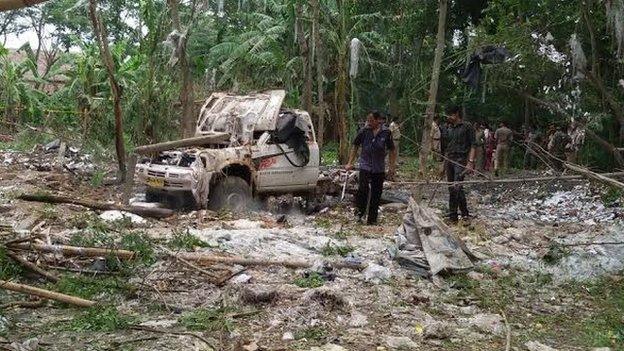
[
  {"xmin": 442, "ymin": 105, "xmax": 476, "ymax": 223},
  {"xmin": 346, "ymin": 111, "xmax": 397, "ymax": 225}
]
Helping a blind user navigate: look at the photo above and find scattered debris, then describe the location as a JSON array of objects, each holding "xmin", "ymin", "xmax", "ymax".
[
  {"xmin": 384, "ymin": 335, "xmax": 419, "ymax": 350},
  {"xmin": 239, "ymin": 286, "xmax": 278, "ymax": 305},
  {"xmin": 467, "ymin": 313, "xmax": 504, "ymax": 336},
  {"xmin": 489, "ymin": 187, "xmax": 621, "ymax": 224},
  {"xmin": 525, "ymin": 341, "xmax": 559, "ymax": 351},
  {"xmin": 362, "ymin": 263, "xmax": 392, "ymax": 283},
  {"xmin": 99, "ymin": 210, "xmax": 147, "ymax": 225}
]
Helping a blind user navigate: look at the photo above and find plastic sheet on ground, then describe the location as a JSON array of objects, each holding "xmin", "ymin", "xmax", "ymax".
[{"xmin": 392, "ymin": 198, "xmax": 475, "ymax": 276}]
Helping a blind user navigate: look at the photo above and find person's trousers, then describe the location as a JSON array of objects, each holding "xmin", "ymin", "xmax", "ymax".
[
  {"xmin": 356, "ymin": 170, "xmax": 385, "ymax": 224},
  {"xmin": 475, "ymin": 146, "xmax": 485, "ymax": 171},
  {"xmin": 446, "ymin": 158, "xmax": 469, "ymax": 221},
  {"xmin": 524, "ymin": 148, "xmax": 538, "ymax": 169},
  {"xmin": 495, "ymin": 143, "xmax": 510, "ymax": 172}
]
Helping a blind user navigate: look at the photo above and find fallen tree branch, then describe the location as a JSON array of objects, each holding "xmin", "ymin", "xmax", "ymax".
[
  {"xmin": 563, "ymin": 162, "xmax": 624, "ymax": 190},
  {"xmin": 0, "ymin": 280, "xmax": 95, "ymax": 307},
  {"xmin": 8, "ymin": 242, "xmax": 136, "ymax": 260},
  {"xmin": 5, "ymin": 250, "xmax": 59, "ymax": 282},
  {"xmin": 134, "ymin": 133, "xmax": 229, "ymax": 154},
  {"xmin": 172, "ymin": 252, "xmax": 366, "ymax": 270},
  {"xmin": 159, "ymin": 245, "xmax": 221, "ymax": 280},
  {"xmin": 129, "ymin": 325, "xmax": 215, "ymax": 349},
  {"xmin": 44, "ymin": 265, "xmax": 116, "ymax": 275},
  {"xmin": 17, "ymin": 193, "xmax": 173, "ymax": 219}
]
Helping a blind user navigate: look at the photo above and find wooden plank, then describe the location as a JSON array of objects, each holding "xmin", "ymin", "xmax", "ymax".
[{"xmin": 134, "ymin": 133, "xmax": 229, "ymax": 155}]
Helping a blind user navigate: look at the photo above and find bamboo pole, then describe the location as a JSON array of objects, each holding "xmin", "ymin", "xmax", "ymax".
[
  {"xmin": 564, "ymin": 162, "xmax": 624, "ymax": 190},
  {"xmin": 16, "ymin": 193, "xmax": 173, "ymax": 219},
  {"xmin": 387, "ymin": 172, "xmax": 624, "ymax": 187},
  {"xmin": 134, "ymin": 132, "xmax": 229, "ymax": 154},
  {"xmin": 0, "ymin": 280, "xmax": 95, "ymax": 307},
  {"xmin": 8, "ymin": 242, "xmax": 137, "ymax": 260},
  {"xmin": 173, "ymin": 252, "xmax": 366, "ymax": 270}
]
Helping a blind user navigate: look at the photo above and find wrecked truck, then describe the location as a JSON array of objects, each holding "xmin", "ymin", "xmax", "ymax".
[{"xmin": 135, "ymin": 90, "xmax": 319, "ymax": 210}]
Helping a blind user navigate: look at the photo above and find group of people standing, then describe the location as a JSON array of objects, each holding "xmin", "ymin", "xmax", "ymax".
[
  {"xmin": 432, "ymin": 116, "xmax": 514, "ymax": 176},
  {"xmin": 346, "ymin": 107, "xmax": 585, "ymax": 226}
]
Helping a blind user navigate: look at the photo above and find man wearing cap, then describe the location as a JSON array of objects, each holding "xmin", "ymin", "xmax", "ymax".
[{"xmin": 346, "ymin": 111, "xmax": 397, "ymax": 225}]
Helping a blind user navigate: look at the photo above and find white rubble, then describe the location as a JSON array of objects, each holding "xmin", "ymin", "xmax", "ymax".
[
  {"xmin": 525, "ymin": 340, "xmax": 559, "ymax": 351},
  {"xmin": 99, "ymin": 210, "xmax": 146, "ymax": 224},
  {"xmin": 363, "ymin": 263, "xmax": 392, "ymax": 283}
]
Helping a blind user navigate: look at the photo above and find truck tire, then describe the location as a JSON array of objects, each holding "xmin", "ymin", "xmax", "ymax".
[
  {"xmin": 209, "ymin": 176, "xmax": 252, "ymax": 212},
  {"xmin": 145, "ymin": 189, "xmax": 163, "ymax": 203}
]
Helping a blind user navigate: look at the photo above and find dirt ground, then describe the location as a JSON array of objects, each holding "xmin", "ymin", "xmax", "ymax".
[{"xmin": 1, "ymin": 147, "xmax": 623, "ymax": 351}]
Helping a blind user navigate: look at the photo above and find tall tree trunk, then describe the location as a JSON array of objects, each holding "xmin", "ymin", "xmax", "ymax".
[
  {"xmin": 295, "ymin": 4, "xmax": 313, "ymax": 114},
  {"xmin": 88, "ymin": 0, "xmax": 127, "ymax": 181},
  {"xmin": 168, "ymin": 0, "xmax": 195, "ymax": 138},
  {"xmin": 336, "ymin": 1, "xmax": 349, "ymax": 165},
  {"xmin": 311, "ymin": 0, "xmax": 324, "ymax": 148},
  {"xmin": 336, "ymin": 53, "xmax": 348, "ymax": 164},
  {"xmin": 524, "ymin": 95, "xmax": 531, "ymax": 127},
  {"xmin": 417, "ymin": 0, "xmax": 448, "ymax": 176},
  {"xmin": 334, "ymin": 0, "xmax": 350, "ymax": 164}
]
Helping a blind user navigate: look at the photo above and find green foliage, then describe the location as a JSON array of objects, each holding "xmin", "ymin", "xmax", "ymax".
[
  {"xmin": 294, "ymin": 272, "xmax": 325, "ymax": 288},
  {"xmin": 0, "ymin": 247, "xmax": 23, "ymax": 280},
  {"xmin": 37, "ymin": 204, "xmax": 59, "ymax": 221},
  {"xmin": 0, "ymin": 128, "xmax": 50, "ymax": 152},
  {"xmin": 1, "ymin": 0, "xmax": 623, "ymax": 171},
  {"xmin": 321, "ymin": 142, "xmax": 339, "ymax": 166},
  {"xmin": 179, "ymin": 307, "xmax": 234, "ymax": 333},
  {"xmin": 320, "ymin": 241, "xmax": 354, "ymax": 257},
  {"xmin": 120, "ymin": 231, "xmax": 156, "ymax": 265},
  {"xmin": 576, "ymin": 277, "xmax": 624, "ymax": 347},
  {"xmin": 68, "ymin": 305, "xmax": 135, "ymax": 332},
  {"xmin": 543, "ymin": 243, "xmax": 571, "ymax": 265},
  {"xmin": 295, "ymin": 326, "xmax": 327, "ymax": 341},
  {"xmin": 167, "ymin": 228, "xmax": 209, "ymax": 251},
  {"xmin": 314, "ymin": 217, "xmax": 332, "ymax": 229},
  {"xmin": 602, "ymin": 187, "xmax": 623, "ymax": 207},
  {"xmin": 89, "ymin": 170, "xmax": 105, "ymax": 187},
  {"xmin": 52, "ymin": 275, "xmax": 134, "ymax": 300}
]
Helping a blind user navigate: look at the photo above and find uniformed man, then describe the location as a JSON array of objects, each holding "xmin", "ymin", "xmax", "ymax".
[
  {"xmin": 494, "ymin": 122, "xmax": 513, "ymax": 176},
  {"xmin": 346, "ymin": 111, "xmax": 398, "ymax": 225},
  {"xmin": 441, "ymin": 105, "xmax": 476, "ymax": 223},
  {"xmin": 548, "ymin": 125, "xmax": 572, "ymax": 171}
]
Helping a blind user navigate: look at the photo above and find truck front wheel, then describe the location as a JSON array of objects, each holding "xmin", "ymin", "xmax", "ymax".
[{"xmin": 208, "ymin": 176, "xmax": 252, "ymax": 212}]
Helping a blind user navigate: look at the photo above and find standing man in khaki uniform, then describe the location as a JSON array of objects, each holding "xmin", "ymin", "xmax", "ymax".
[{"xmin": 494, "ymin": 122, "xmax": 513, "ymax": 176}]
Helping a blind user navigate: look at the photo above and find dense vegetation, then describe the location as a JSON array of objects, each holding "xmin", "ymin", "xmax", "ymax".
[{"xmin": 1, "ymin": 0, "xmax": 623, "ymax": 170}]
